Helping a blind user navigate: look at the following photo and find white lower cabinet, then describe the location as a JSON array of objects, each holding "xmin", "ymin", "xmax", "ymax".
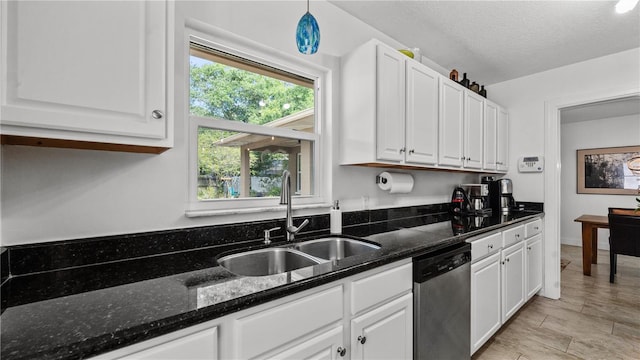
[
  {"xmin": 501, "ymin": 241, "xmax": 525, "ymax": 323},
  {"xmin": 267, "ymin": 326, "xmax": 344, "ymax": 360},
  {"xmin": 350, "ymin": 293, "xmax": 413, "ymax": 360},
  {"xmin": 470, "ymin": 252, "xmax": 501, "ymax": 354},
  {"xmin": 469, "ymin": 217, "xmax": 543, "ymax": 355},
  {"xmin": 92, "ymin": 323, "xmax": 220, "ymax": 360},
  {"xmin": 93, "ymin": 260, "xmax": 412, "ymax": 360},
  {"xmin": 235, "ymin": 286, "xmax": 344, "ymax": 359},
  {"xmin": 526, "ymin": 234, "xmax": 543, "ymax": 300}
]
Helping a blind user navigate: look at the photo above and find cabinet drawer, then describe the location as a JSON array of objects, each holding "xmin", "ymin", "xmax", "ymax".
[
  {"xmin": 351, "ymin": 261, "xmax": 412, "ymax": 315},
  {"xmin": 469, "ymin": 232, "xmax": 502, "ymax": 262},
  {"xmin": 235, "ymin": 286, "xmax": 343, "ymax": 359},
  {"xmin": 525, "ymin": 219, "xmax": 542, "ymax": 238},
  {"xmin": 502, "ymin": 225, "xmax": 525, "ymax": 248}
]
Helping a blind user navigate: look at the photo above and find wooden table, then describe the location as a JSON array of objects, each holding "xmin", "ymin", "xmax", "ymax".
[{"xmin": 574, "ymin": 215, "xmax": 609, "ymax": 276}]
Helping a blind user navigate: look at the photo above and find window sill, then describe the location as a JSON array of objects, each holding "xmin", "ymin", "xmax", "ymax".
[{"xmin": 184, "ymin": 203, "xmax": 332, "ymax": 218}]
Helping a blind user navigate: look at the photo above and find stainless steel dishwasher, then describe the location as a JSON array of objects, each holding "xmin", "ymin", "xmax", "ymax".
[{"xmin": 413, "ymin": 242, "xmax": 471, "ymax": 360}]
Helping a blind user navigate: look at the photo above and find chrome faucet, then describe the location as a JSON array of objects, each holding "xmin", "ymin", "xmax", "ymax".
[{"xmin": 280, "ymin": 170, "xmax": 309, "ymax": 241}]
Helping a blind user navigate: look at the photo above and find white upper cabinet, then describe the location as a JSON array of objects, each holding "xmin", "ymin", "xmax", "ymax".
[
  {"xmin": 483, "ymin": 100, "xmax": 508, "ymax": 173},
  {"xmin": 405, "ymin": 61, "xmax": 439, "ymax": 165},
  {"xmin": 341, "ymin": 38, "xmax": 508, "ymax": 173},
  {"xmin": 438, "ymin": 79, "xmax": 464, "ymax": 167},
  {"xmin": 496, "ymin": 107, "xmax": 509, "ymax": 172},
  {"xmin": 341, "ymin": 39, "xmax": 439, "ymax": 167},
  {"xmin": 439, "ymin": 78, "xmax": 485, "ymax": 170},
  {"xmin": 375, "ymin": 45, "xmax": 406, "ymax": 162},
  {"xmin": 483, "ymin": 101, "xmax": 498, "ymax": 170},
  {"xmin": 463, "ymin": 91, "xmax": 484, "ymax": 169},
  {"xmin": 0, "ymin": 0, "xmax": 171, "ymax": 152}
]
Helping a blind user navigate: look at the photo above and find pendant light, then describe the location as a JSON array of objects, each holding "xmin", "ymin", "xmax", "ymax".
[{"xmin": 296, "ymin": 0, "xmax": 320, "ymax": 55}]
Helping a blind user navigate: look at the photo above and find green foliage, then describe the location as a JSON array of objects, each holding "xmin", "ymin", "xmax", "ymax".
[
  {"xmin": 190, "ymin": 56, "xmax": 313, "ymax": 200},
  {"xmin": 190, "ymin": 61, "xmax": 314, "ymax": 124}
]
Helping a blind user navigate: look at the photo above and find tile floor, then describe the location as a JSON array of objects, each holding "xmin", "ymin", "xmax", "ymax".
[{"xmin": 472, "ymin": 244, "xmax": 640, "ymax": 360}]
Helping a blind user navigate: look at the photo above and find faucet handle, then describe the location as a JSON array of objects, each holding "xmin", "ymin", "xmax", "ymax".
[
  {"xmin": 264, "ymin": 227, "xmax": 281, "ymax": 244},
  {"xmin": 293, "ymin": 219, "xmax": 310, "ymax": 233}
]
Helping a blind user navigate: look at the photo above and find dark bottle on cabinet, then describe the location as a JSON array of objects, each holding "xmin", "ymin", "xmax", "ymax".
[
  {"xmin": 470, "ymin": 81, "xmax": 480, "ymax": 93},
  {"xmin": 459, "ymin": 73, "xmax": 470, "ymax": 88},
  {"xmin": 479, "ymin": 85, "xmax": 487, "ymax": 98}
]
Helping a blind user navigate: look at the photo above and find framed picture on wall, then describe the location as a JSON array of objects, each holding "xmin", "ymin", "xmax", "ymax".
[{"xmin": 577, "ymin": 145, "xmax": 640, "ymax": 195}]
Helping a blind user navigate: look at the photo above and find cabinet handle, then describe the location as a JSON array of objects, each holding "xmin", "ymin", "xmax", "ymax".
[
  {"xmin": 534, "ymin": 226, "xmax": 539, "ymax": 230},
  {"xmin": 488, "ymin": 244, "xmax": 494, "ymax": 250},
  {"xmin": 501, "ymin": 261, "xmax": 505, "ymax": 265},
  {"xmin": 497, "ymin": 161, "xmax": 503, "ymax": 165},
  {"xmin": 357, "ymin": 336, "xmax": 367, "ymax": 344},
  {"xmin": 506, "ymin": 258, "xmax": 510, "ymax": 262},
  {"xmin": 151, "ymin": 110, "xmax": 164, "ymax": 119},
  {"xmin": 409, "ymin": 149, "xmax": 415, "ymax": 154},
  {"xmin": 337, "ymin": 347, "xmax": 346, "ymax": 357},
  {"xmin": 527, "ymin": 246, "xmax": 532, "ymax": 250},
  {"xmin": 515, "ymin": 234, "xmax": 520, "ymax": 238},
  {"xmin": 399, "ymin": 148, "xmax": 406, "ymax": 153}
]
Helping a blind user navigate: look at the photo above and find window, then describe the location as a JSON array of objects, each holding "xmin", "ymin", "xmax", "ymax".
[{"xmin": 187, "ymin": 37, "xmax": 323, "ymax": 214}]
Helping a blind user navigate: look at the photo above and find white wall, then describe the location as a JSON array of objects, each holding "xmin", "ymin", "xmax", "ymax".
[
  {"xmin": 488, "ymin": 48, "xmax": 640, "ymax": 203},
  {"xmin": 560, "ymin": 114, "xmax": 640, "ymax": 250},
  {"xmin": 0, "ymin": 1, "xmax": 469, "ymax": 246}
]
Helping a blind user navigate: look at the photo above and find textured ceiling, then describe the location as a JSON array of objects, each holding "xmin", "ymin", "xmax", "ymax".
[{"xmin": 328, "ymin": 0, "xmax": 640, "ymax": 85}]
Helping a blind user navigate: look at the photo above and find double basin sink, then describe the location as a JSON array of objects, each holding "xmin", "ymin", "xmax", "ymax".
[{"xmin": 217, "ymin": 237, "xmax": 381, "ymax": 277}]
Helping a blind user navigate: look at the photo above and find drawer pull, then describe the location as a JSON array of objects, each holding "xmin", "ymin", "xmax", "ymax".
[
  {"xmin": 488, "ymin": 244, "xmax": 494, "ymax": 250},
  {"xmin": 358, "ymin": 336, "xmax": 367, "ymax": 344},
  {"xmin": 337, "ymin": 347, "xmax": 347, "ymax": 357}
]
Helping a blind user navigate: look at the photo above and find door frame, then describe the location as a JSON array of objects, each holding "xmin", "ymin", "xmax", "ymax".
[{"xmin": 543, "ymin": 87, "xmax": 640, "ymax": 299}]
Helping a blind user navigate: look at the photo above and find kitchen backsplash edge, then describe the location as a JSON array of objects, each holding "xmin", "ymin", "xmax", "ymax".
[{"xmin": 5, "ymin": 202, "xmax": 543, "ymax": 277}]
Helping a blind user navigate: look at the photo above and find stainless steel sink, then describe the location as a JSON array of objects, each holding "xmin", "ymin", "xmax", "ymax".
[
  {"xmin": 294, "ymin": 237, "xmax": 381, "ymax": 261},
  {"xmin": 217, "ymin": 248, "xmax": 325, "ymax": 277}
]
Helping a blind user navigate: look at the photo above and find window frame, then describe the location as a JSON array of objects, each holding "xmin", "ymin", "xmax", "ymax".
[{"xmin": 184, "ymin": 30, "xmax": 328, "ymax": 216}]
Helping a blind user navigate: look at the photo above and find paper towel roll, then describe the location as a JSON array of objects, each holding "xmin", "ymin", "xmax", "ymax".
[{"xmin": 377, "ymin": 172, "xmax": 414, "ymax": 194}]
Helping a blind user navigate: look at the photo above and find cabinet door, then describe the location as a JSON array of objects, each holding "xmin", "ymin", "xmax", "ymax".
[
  {"xmin": 471, "ymin": 252, "xmax": 502, "ymax": 355},
  {"xmin": 501, "ymin": 242, "xmax": 525, "ymax": 322},
  {"xmin": 117, "ymin": 327, "xmax": 218, "ymax": 360},
  {"xmin": 405, "ymin": 62, "xmax": 438, "ymax": 165},
  {"xmin": 351, "ymin": 293, "xmax": 412, "ymax": 360},
  {"xmin": 463, "ymin": 91, "xmax": 484, "ymax": 169},
  {"xmin": 375, "ymin": 45, "xmax": 406, "ymax": 162},
  {"xmin": 496, "ymin": 107, "xmax": 509, "ymax": 172},
  {"xmin": 483, "ymin": 101, "xmax": 498, "ymax": 170},
  {"xmin": 235, "ymin": 286, "xmax": 343, "ymax": 359},
  {"xmin": 1, "ymin": 1, "xmax": 167, "ymax": 144},
  {"xmin": 526, "ymin": 234, "xmax": 543, "ymax": 299},
  {"xmin": 267, "ymin": 326, "xmax": 344, "ymax": 360},
  {"xmin": 438, "ymin": 79, "xmax": 464, "ymax": 167}
]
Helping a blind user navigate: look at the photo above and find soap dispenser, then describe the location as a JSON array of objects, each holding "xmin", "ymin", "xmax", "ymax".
[{"xmin": 330, "ymin": 201, "xmax": 342, "ymax": 234}]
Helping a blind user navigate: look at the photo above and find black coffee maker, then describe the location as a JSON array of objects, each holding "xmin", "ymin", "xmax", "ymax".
[
  {"xmin": 450, "ymin": 187, "xmax": 471, "ymax": 214},
  {"xmin": 488, "ymin": 178, "xmax": 517, "ymax": 213}
]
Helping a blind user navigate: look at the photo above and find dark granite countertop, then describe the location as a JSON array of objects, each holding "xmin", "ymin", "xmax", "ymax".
[{"xmin": 0, "ymin": 211, "xmax": 542, "ymax": 360}]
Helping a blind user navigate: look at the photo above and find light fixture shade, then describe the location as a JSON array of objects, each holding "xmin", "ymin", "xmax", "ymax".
[{"xmin": 296, "ymin": 12, "xmax": 320, "ymax": 55}]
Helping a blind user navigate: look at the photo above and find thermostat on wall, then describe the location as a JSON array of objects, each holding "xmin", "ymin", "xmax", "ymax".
[{"xmin": 518, "ymin": 156, "xmax": 544, "ymax": 173}]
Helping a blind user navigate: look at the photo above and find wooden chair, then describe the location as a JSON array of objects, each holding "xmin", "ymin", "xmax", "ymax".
[{"xmin": 608, "ymin": 208, "xmax": 640, "ymax": 283}]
